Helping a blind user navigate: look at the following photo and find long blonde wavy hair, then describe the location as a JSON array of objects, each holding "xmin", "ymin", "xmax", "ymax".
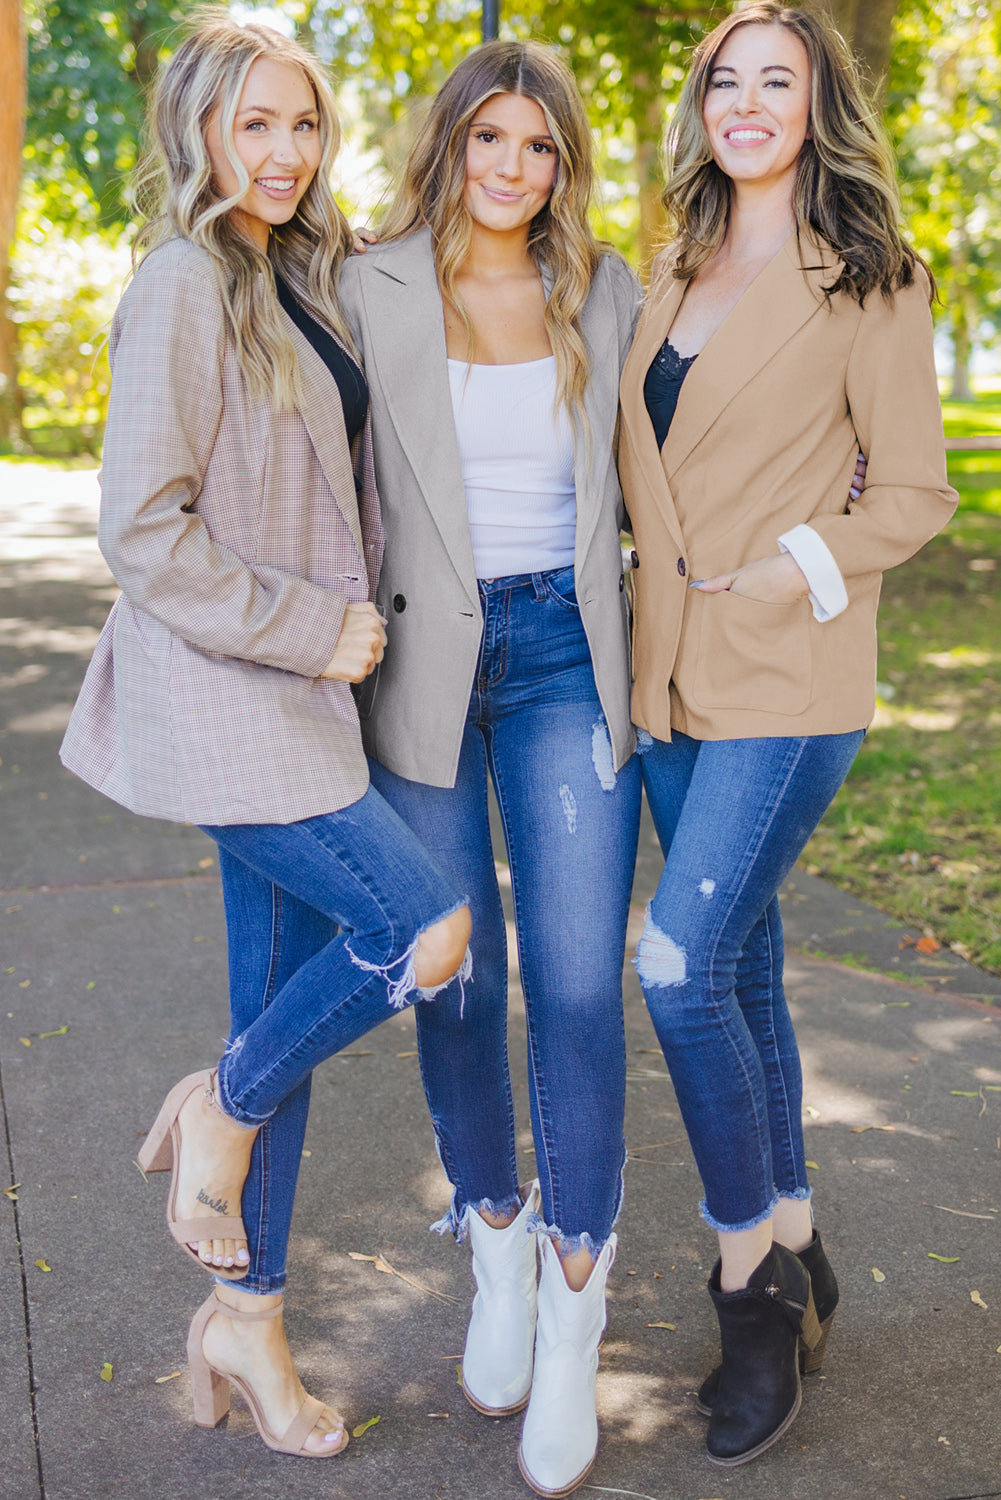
[
  {"xmin": 134, "ymin": 10, "xmax": 356, "ymax": 406},
  {"xmin": 380, "ymin": 41, "xmax": 605, "ymax": 429},
  {"xmin": 664, "ymin": 2, "xmax": 925, "ymax": 305}
]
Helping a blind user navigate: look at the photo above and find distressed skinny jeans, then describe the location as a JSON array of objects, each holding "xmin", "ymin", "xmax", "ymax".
[
  {"xmin": 636, "ymin": 730, "xmax": 863, "ymax": 1233},
  {"xmin": 199, "ymin": 785, "xmax": 465, "ymax": 1292},
  {"xmin": 369, "ymin": 566, "xmax": 642, "ymax": 1256}
]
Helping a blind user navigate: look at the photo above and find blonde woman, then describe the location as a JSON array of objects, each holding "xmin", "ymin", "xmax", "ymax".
[
  {"xmin": 618, "ymin": 2, "xmax": 956, "ymax": 1465},
  {"xmin": 61, "ymin": 14, "xmax": 470, "ymax": 1460},
  {"xmin": 340, "ymin": 40, "xmax": 642, "ymax": 1497}
]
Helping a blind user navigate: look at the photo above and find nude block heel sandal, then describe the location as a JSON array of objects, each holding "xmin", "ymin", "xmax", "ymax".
[
  {"xmin": 138, "ymin": 1069, "xmax": 252, "ymax": 1280},
  {"xmin": 186, "ymin": 1291, "xmax": 348, "ymax": 1457}
]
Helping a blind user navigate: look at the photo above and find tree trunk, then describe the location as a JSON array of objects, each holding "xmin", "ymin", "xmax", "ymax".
[
  {"xmin": 0, "ymin": 0, "xmax": 27, "ymax": 447},
  {"xmin": 824, "ymin": 0, "xmax": 899, "ymax": 101},
  {"xmin": 949, "ymin": 232, "xmax": 974, "ymax": 402},
  {"xmin": 633, "ymin": 84, "xmax": 668, "ymax": 278}
]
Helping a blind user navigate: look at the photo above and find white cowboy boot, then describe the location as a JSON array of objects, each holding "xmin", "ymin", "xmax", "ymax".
[
  {"xmin": 461, "ymin": 1182, "xmax": 541, "ymax": 1416},
  {"xmin": 518, "ymin": 1232, "xmax": 617, "ymax": 1497}
]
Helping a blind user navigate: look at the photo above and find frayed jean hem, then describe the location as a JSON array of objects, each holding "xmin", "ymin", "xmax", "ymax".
[
  {"xmin": 430, "ymin": 1191, "xmax": 523, "ymax": 1245},
  {"xmin": 524, "ymin": 1212, "xmax": 610, "ymax": 1260},
  {"xmin": 699, "ymin": 1191, "xmax": 781, "ymax": 1235}
]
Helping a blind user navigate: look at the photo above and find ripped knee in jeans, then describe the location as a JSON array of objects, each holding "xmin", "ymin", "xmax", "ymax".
[{"xmin": 633, "ymin": 905, "xmax": 687, "ymax": 988}]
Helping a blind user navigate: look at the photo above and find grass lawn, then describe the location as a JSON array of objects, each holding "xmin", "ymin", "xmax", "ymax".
[{"xmin": 804, "ymin": 385, "xmax": 1001, "ymax": 977}]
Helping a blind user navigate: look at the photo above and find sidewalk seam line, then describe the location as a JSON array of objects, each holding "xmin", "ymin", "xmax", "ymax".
[{"xmin": 0, "ymin": 1044, "xmax": 46, "ymax": 1498}]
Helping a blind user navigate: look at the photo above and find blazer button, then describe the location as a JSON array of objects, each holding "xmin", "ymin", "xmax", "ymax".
[
  {"xmin": 618, "ymin": 574, "xmax": 625, "ymax": 593},
  {"xmin": 677, "ymin": 558, "xmax": 686, "ymax": 578},
  {"xmin": 630, "ymin": 549, "xmax": 640, "ymax": 569},
  {"xmin": 393, "ymin": 593, "xmax": 407, "ymax": 613}
]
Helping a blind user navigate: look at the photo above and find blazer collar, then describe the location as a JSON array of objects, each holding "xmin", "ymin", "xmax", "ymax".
[
  {"xmin": 662, "ymin": 228, "xmax": 842, "ymax": 478},
  {"xmin": 280, "ymin": 307, "xmax": 366, "ymax": 561}
]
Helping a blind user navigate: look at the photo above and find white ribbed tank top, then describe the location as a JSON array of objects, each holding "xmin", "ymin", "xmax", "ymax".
[{"xmin": 447, "ymin": 355, "xmax": 577, "ymax": 579}]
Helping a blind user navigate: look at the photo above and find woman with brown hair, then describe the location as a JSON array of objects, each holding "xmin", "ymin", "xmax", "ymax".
[
  {"xmin": 340, "ymin": 40, "xmax": 642, "ymax": 1496},
  {"xmin": 618, "ymin": 1, "xmax": 956, "ymax": 1467}
]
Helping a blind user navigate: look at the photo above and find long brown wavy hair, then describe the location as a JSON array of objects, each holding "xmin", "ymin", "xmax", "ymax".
[
  {"xmin": 380, "ymin": 40, "xmax": 606, "ymax": 427},
  {"xmin": 664, "ymin": 1, "xmax": 926, "ymax": 304},
  {"xmin": 134, "ymin": 9, "xmax": 356, "ymax": 406}
]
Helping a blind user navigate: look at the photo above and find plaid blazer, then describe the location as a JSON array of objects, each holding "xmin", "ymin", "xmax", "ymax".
[{"xmin": 60, "ymin": 238, "xmax": 384, "ymax": 825}]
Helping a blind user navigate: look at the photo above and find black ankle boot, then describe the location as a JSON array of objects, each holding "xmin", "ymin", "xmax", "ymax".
[
  {"xmin": 704, "ymin": 1243, "xmax": 820, "ymax": 1467},
  {"xmin": 696, "ymin": 1230, "xmax": 837, "ymax": 1414}
]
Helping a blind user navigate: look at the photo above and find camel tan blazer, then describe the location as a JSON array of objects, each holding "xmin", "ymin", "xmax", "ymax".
[
  {"xmin": 60, "ymin": 238, "xmax": 384, "ymax": 824},
  {"xmin": 618, "ymin": 230, "xmax": 958, "ymax": 741},
  {"xmin": 338, "ymin": 228, "xmax": 643, "ymax": 786}
]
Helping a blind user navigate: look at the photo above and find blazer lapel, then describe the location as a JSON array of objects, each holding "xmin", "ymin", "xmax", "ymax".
[
  {"xmin": 282, "ymin": 311, "xmax": 366, "ymax": 561},
  {"xmin": 619, "ymin": 270, "xmax": 688, "ymax": 554},
  {"xmin": 573, "ymin": 271, "xmax": 627, "ymax": 565},
  {"xmin": 356, "ymin": 229, "xmax": 477, "ymax": 600},
  {"xmin": 662, "ymin": 229, "xmax": 842, "ymax": 478}
]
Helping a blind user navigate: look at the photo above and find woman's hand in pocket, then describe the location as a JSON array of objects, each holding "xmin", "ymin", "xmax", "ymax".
[
  {"xmin": 691, "ymin": 553, "xmax": 809, "ymax": 605},
  {"xmin": 320, "ymin": 602, "xmax": 386, "ymax": 682}
]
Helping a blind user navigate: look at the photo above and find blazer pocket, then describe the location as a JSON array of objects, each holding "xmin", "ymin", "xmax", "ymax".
[
  {"xmin": 693, "ymin": 591, "xmax": 812, "ymax": 716},
  {"xmin": 353, "ymin": 660, "xmax": 381, "ymax": 720}
]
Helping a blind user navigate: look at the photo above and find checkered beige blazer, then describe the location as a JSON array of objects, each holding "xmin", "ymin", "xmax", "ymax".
[{"xmin": 60, "ymin": 237, "xmax": 384, "ymax": 825}]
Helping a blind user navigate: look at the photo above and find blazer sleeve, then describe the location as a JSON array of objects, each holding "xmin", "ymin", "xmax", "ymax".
[
  {"xmin": 98, "ymin": 255, "xmax": 349, "ymax": 677},
  {"xmin": 807, "ymin": 270, "xmax": 958, "ymax": 578}
]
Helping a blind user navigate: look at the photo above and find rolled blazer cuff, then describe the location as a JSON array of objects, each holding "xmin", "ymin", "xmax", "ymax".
[{"xmin": 778, "ymin": 523, "xmax": 848, "ymax": 622}]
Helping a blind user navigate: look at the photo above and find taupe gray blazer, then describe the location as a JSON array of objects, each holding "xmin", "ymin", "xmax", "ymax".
[
  {"xmin": 339, "ymin": 228, "xmax": 643, "ymax": 787},
  {"xmin": 619, "ymin": 230, "xmax": 958, "ymax": 742},
  {"xmin": 60, "ymin": 238, "xmax": 383, "ymax": 824}
]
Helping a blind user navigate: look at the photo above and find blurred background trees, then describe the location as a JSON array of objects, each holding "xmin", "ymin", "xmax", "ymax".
[{"xmin": 4, "ymin": 0, "xmax": 1000, "ymax": 453}]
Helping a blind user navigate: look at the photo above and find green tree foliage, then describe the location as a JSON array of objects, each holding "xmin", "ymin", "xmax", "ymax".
[
  {"xmin": 25, "ymin": 0, "xmax": 197, "ymax": 228},
  {"xmin": 889, "ymin": 0, "xmax": 1001, "ymax": 397}
]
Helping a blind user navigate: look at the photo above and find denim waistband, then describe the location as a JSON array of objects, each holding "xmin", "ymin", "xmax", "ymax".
[{"xmin": 477, "ymin": 564, "xmax": 575, "ymax": 597}]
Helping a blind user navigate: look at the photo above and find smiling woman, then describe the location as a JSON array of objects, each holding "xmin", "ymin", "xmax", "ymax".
[
  {"xmin": 59, "ymin": 9, "xmax": 471, "ymax": 1467},
  {"xmin": 204, "ymin": 58, "xmax": 323, "ymax": 249},
  {"xmin": 339, "ymin": 39, "xmax": 644, "ymax": 1497},
  {"xmin": 618, "ymin": 0, "xmax": 957, "ymax": 1471}
]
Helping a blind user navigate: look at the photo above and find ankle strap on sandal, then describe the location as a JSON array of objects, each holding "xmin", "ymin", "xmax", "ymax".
[{"xmin": 210, "ymin": 1289, "xmax": 283, "ymax": 1322}]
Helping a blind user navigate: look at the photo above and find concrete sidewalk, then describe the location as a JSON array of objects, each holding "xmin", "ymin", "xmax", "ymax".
[{"xmin": 2, "ymin": 465, "xmax": 1000, "ymax": 1500}]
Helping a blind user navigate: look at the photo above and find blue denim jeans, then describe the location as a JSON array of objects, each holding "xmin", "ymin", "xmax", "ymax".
[
  {"xmin": 369, "ymin": 566, "xmax": 642, "ymax": 1255},
  {"xmin": 200, "ymin": 785, "xmax": 464, "ymax": 1292},
  {"xmin": 636, "ymin": 729, "xmax": 864, "ymax": 1233}
]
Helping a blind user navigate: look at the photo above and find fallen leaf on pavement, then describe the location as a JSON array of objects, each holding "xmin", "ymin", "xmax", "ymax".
[
  {"xmin": 644, "ymin": 1321, "xmax": 677, "ymax": 1331},
  {"xmin": 805, "ymin": 1161, "xmax": 819, "ymax": 1170},
  {"xmin": 351, "ymin": 1415, "xmax": 380, "ymax": 1438},
  {"xmin": 971, "ymin": 1290, "xmax": 988, "ymax": 1310},
  {"xmin": 34, "ymin": 1259, "xmax": 52, "ymax": 1272},
  {"xmin": 456, "ymin": 1363, "xmax": 463, "ymax": 1387},
  {"xmin": 100, "ymin": 1363, "xmax": 113, "ymax": 1383},
  {"xmin": 928, "ymin": 1253, "xmax": 960, "ymax": 1263},
  {"xmin": 4, "ymin": 1184, "xmax": 20, "ymax": 1201},
  {"xmin": 396, "ymin": 1051, "xmax": 418, "ymax": 1058},
  {"xmin": 39, "ymin": 1025, "xmax": 69, "ymax": 1039},
  {"xmin": 427, "ymin": 1412, "xmax": 449, "ymax": 1419},
  {"xmin": 19, "ymin": 1038, "xmax": 30, "ymax": 1047},
  {"xmin": 154, "ymin": 1372, "xmax": 182, "ymax": 1384},
  {"xmin": 347, "ymin": 1251, "xmax": 461, "ymax": 1304},
  {"xmin": 851, "ymin": 1125, "xmax": 895, "ymax": 1134},
  {"xmin": 871, "ymin": 1268, "xmax": 886, "ymax": 1283}
]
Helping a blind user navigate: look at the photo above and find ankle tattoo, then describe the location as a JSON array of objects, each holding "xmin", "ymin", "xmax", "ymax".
[{"xmin": 197, "ymin": 1187, "xmax": 230, "ymax": 1215}]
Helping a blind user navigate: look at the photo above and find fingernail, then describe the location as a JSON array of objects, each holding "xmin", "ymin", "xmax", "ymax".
[{"xmin": 688, "ymin": 579, "xmax": 704, "ymax": 588}]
